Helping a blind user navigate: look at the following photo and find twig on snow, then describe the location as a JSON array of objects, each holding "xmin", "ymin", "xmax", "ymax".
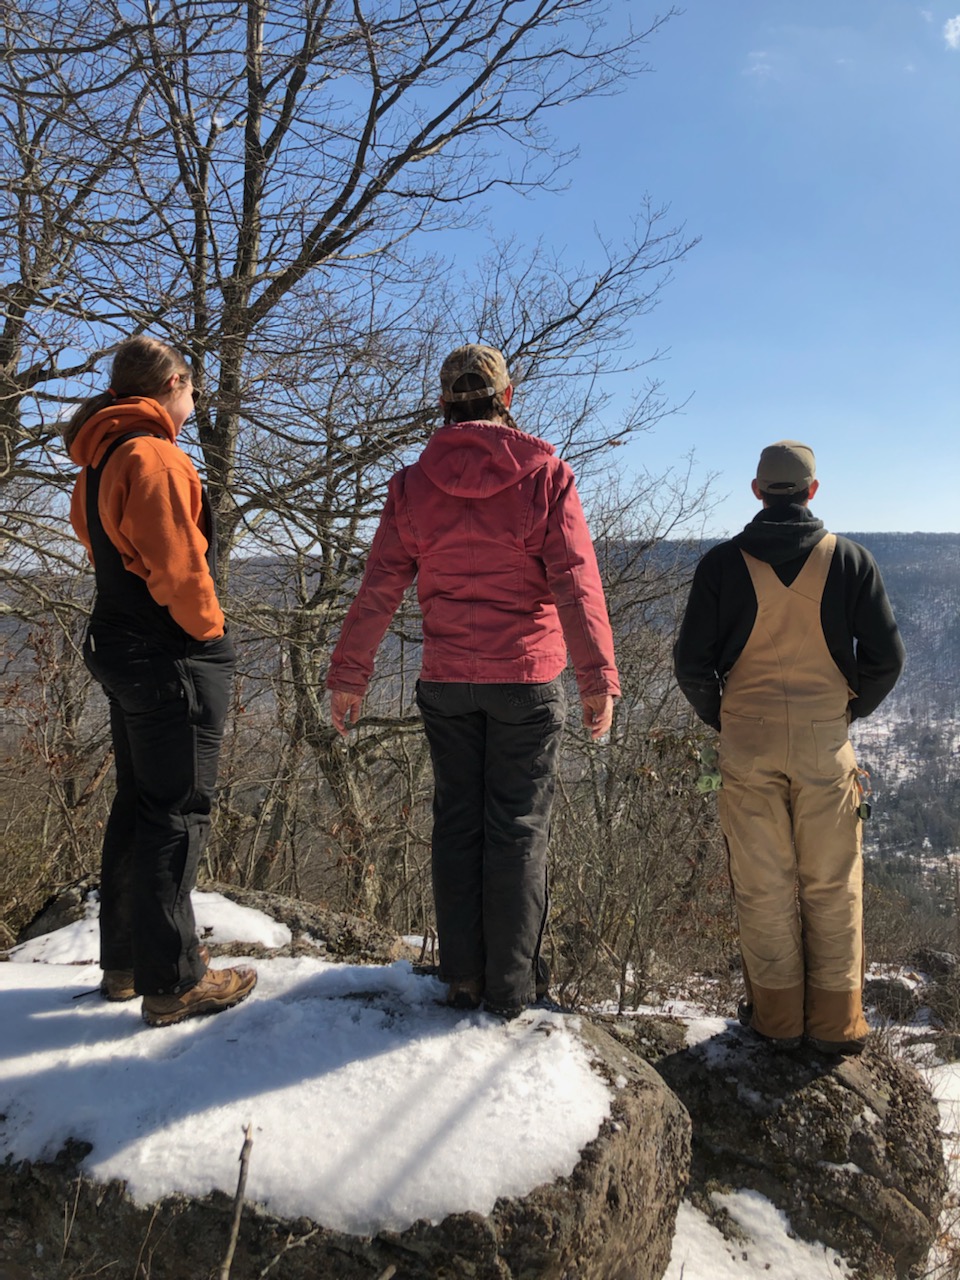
[
  {"xmin": 60, "ymin": 1174, "xmax": 82, "ymax": 1263},
  {"xmin": 219, "ymin": 1123, "xmax": 254, "ymax": 1280}
]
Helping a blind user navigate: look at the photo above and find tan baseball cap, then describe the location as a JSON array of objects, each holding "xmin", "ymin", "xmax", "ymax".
[
  {"xmin": 756, "ymin": 440, "xmax": 816, "ymax": 494},
  {"xmin": 439, "ymin": 344, "xmax": 511, "ymax": 402}
]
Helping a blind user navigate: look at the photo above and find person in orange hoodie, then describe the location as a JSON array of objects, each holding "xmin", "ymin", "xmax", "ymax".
[{"xmin": 66, "ymin": 335, "xmax": 256, "ymax": 1027}]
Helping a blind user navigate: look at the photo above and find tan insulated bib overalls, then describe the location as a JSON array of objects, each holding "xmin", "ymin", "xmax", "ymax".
[{"xmin": 718, "ymin": 533, "xmax": 869, "ymax": 1045}]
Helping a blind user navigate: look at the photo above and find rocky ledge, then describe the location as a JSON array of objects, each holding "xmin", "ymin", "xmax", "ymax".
[
  {"xmin": 4, "ymin": 882, "xmax": 948, "ymax": 1280},
  {"xmin": 614, "ymin": 1014, "xmax": 947, "ymax": 1280},
  {"xmin": 2, "ymin": 883, "xmax": 690, "ymax": 1280},
  {"xmin": 0, "ymin": 1018, "xmax": 689, "ymax": 1280}
]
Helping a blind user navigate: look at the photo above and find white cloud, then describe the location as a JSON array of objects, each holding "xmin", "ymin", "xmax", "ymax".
[
  {"xmin": 921, "ymin": 8, "xmax": 934, "ymax": 22},
  {"xmin": 945, "ymin": 16, "xmax": 960, "ymax": 48},
  {"xmin": 743, "ymin": 50, "xmax": 775, "ymax": 79}
]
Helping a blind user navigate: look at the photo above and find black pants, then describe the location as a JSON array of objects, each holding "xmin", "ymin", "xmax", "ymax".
[
  {"xmin": 83, "ymin": 622, "xmax": 235, "ymax": 996},
  {"xmin": 416, "ymin": 679, "xmax": 566, "ymax": 1009}
]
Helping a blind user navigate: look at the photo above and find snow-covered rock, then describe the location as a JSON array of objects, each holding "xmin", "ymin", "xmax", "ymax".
[{"xmin": 0, "ymin": 886, "xmax": 689, "ymax": 1279}]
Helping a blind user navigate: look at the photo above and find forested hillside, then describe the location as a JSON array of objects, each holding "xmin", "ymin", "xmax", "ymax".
[
  {"xmin": 843, "ymin": 533, "xmax": 960, "ymax": 926},
  {"xmin": 850, "ymin": 532, "xmax": 960, "ymax": 719},
  {"xmin": 3, "ymin": 529, "xmax": 958, "ymax": 975}
]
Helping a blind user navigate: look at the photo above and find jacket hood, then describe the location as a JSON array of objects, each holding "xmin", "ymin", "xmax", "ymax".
[
  {"xmin": 67, "ymin": 397, "xmax": 177, "ymax": 467},
  {"xmin": 733, "ymin": 503, "xmax": 828, "ymax": 566},
  {"xmin": 418, "ymin": 421, "xmax": 555, "ymax": 499}
]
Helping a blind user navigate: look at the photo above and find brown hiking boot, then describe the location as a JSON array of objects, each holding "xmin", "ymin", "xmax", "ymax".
[
  {"xmin": 100, "ymin": 945, "xmax": 211, "ymax": 1003},
  {"xmin": 141, "ymin": 964, "xmax": 257, "ymax": 1027},
  {"xmin": 100, "ymin": 969, "xmax": 136, "ymax": 1002},
  {"xmin": 446, "ymin": 978, "xmax": 483, "ymax": 1011}
]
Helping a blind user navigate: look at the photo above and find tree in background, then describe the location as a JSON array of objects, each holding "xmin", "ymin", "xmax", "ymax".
[
  {"xmin": 4, "ymin": 0, "xmax": 688, "ymax": 522},
  {"xmin": 1, "ymin": 0, "xmax": 729, "ymax": 996}
]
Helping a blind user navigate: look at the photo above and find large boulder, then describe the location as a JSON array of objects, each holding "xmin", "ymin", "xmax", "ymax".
[
  {"xmin": 4, "ymin": 881, "xmax": 690, "ymax": 1279},
  {"xmin": 205, "ymin": 881, "xmax": 406, "ymax": 964},
  {"xmin": 864, "ymin": 976, "xmax": 921, "ymax": 1021},
  {"xmin": 13, "ymin": 877, "xmax": 405, "ymax": 967},
  {"xmin": 0, "ymin": 1020, "xmax": 689, "ymax": 1280},
  {"xmin": 646, "ymin": 1018, "xmax": 946, "ymax": 1280}
]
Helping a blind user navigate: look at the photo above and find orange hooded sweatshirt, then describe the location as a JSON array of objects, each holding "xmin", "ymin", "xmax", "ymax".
[{"xmin": 69, "ymin": 398, "xmax": 225, "ymax": 641}]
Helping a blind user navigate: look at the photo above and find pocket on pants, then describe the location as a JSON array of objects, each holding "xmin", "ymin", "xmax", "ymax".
[
  {"xmin": 187, "ymin": 631, "xmax": 236, "ymax": 665},
  {"xmin": 499, "ymin": 681, "xmax": 561, "ymax": 708},
  {"xmin": 719, "ymin": 710, "xmax": 765, "ymax": 780},
  {"xmin": 84, "ymin": 629, "xmax": 185, "ymax": 717},
  {"xmin": 812, "ymin": 715, "xmax": 857, "ymax": 776},
  {"xmin": 416, "ymin": 680, "xmax": 446, "ymax": 704}
]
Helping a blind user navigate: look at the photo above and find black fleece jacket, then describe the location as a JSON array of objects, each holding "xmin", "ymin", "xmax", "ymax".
[{"xmin": 673, "ymin": 504, "xmax": 905, "ymax": 731}]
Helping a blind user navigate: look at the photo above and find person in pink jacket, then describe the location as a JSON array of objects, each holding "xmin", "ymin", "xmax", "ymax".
[{"xmin": 328, "ymin": 344, "xmax": 620, "ymax": 1017}]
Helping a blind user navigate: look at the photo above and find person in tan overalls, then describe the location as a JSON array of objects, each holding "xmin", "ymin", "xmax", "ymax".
[{"xmin": 674, "ymin": 441, "xmax": 905, "ymax": 1056}]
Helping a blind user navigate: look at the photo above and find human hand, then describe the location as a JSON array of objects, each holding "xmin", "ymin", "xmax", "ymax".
[
  {"xmin": 330, "ymin": 689, "xmax": 363, "ymax": 737},
  {"xmin": 695, "ymin": 742, "xmax": 722, "ymax": 793},
  {"xmin": 581, "ymin": 693, "xmax": 614, "ymax": 740}
]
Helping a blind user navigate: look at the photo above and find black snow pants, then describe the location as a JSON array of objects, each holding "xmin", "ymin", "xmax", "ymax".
[
  {"xmin": 416, "ymin": 678, "xmax": 566, "ymax": 1010},
  {"xmin": 81, "ymin": 431, "xmax": 234, "ymax": 996}
]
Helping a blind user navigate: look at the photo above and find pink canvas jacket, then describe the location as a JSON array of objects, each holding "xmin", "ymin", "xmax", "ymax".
[{"xmin": 327, "ymin": 420, "xmax": 620, "ymax": 699}]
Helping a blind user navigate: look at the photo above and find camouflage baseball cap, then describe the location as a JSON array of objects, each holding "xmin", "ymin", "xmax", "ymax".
[
  {"xmin": 439, "ymin": 344, "xmax": 511, "ymax": 402},
  {"xmin": 756, "ymin": 440, "xmax": 816, "ymax": 494}
]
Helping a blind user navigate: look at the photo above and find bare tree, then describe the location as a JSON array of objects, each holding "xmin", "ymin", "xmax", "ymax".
[
  {"xmin": 4, "ymin": 0, "xmax": 689, "ymax": 512},
  {"xmin": 0, "ymin": 2, "xmax": 165, "ymax": 484},
  {"xmin": 1, "ymin": 0, "xmax": 724, "ymax": 960}
]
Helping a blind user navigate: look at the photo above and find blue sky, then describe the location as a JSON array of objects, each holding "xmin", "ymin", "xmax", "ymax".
[{"xmin": 486, "ymin": 2, "xmax": 960, "ymax": 537}]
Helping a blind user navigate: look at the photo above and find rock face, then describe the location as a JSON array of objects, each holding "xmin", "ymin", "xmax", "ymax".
[
  {"xmin": 864, "ymin": 976, "xmax": 921, "ymax": 1021},
  {"xmin": 14, "ymin": 877, "xmax": 405, "ymax": 967},
  {"xmin": 206, "ymin": 881, "xmax": 407, "ymax": 965},
  {"xmin": 648, "ymin": 1019, "xmax": 946, "ymax": 1280},
  {"xmin": 0, "ymin": 1020, "xmax": 689, "ymax": 1280},
  {"xmin": 15, "ymin": 874, "xmax": 100, "ymax": 943},
  {"xmin": 4, "ymin": 881, "xmax": 691, "ymax": 1280}
]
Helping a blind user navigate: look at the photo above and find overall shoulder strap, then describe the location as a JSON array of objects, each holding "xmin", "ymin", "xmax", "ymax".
[
  {"xmin": 90, "ymin": 430, "xmax": 155, "ymax": 475},
  {"xmin": 790, "ymin": 532, "xmax": 836, "ymax": 603}
]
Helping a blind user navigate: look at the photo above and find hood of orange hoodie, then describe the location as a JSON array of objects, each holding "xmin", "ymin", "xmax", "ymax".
[
  {"xmin": 418, "ymin": 421, "xmax": 555, "ymax": 499},
  {"xmin": 67, "ymin": 397, "xmax": 177, "ymax": 468}
]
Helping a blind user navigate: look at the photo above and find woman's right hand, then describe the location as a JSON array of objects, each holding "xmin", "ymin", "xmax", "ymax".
[
  {"xmin": 581, "ymin": 693, "xmax": 614, "ymax": 740},
  {"xmin": 330, "ymin": 689, "xmax": 363, "ymax": 737}
]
